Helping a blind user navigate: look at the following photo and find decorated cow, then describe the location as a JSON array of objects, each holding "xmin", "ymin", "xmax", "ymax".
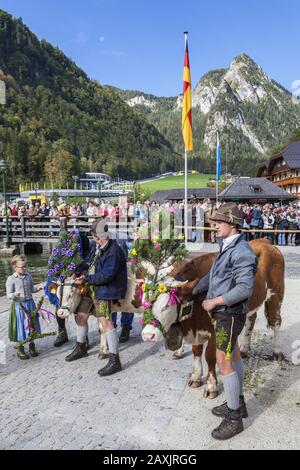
[{"xmin": 141, "ymin": 239, "xmax": 285, "ymax": 398}]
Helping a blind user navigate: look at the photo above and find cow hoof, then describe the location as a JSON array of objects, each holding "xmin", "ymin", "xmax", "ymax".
[
  {"xmin": 273, "ymin": 352, "xmax": 284, "ymax": 362},
  {"xmin": 172, "ymin": 353, "xmax": 182, "ymax": 360},
  {"xmin": 188, "ymin": 379, "xmax": 202, "ymax": 388},
  {"xmin": 98, "ymin": 352, "xmax": 109, "ymax": 360},
  {"xmin": 203, "ymin": 388, "xmax": 218, "ymax": 399},
  {"xmin": 240, "ymin": 350, "xmax": 249, "ymax": 359}
]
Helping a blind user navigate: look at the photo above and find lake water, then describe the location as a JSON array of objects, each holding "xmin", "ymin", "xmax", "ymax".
[{"xmin": 0, "ymin": 252, "xmax": 50, "ymax": 297}]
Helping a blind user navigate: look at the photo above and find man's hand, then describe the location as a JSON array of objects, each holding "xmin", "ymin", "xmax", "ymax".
[
  {"xmin": 74, "ymin": 275, "xmax": 86, "ymax": 286},
  {"xmin": 14, "ymin": 292, "xmax": 21, "ymax": 299},
  {"xmin": 202, "ymin": 296, "xmax": 224, "ymax": 312}
]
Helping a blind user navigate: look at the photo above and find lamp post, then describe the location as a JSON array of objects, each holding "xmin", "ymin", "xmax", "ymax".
[
  {"xmin": 0, "ymin": 159, "xmax": 10, "ymax": 246},
  {"xmin": 34, "ymin": 183, "xmax": 39, "ymax": 200},
  {"xmin": 72, "ymin": 176, "xmax": 79, "ymax": 190}
]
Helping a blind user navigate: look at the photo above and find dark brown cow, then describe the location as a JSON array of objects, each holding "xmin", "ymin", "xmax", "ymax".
[{"xmin": 142, "ymin": 239, "xmax": 285, "ymax": 398}]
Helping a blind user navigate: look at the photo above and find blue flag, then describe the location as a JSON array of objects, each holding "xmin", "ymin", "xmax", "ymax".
[{"xmin": 216, "ymin": 132, "xmax": 222, "ymax": 183}]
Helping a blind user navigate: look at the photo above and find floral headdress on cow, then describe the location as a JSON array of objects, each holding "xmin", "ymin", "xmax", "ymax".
[
  {"xmin": 47, "ymin": 230, "xmax": 83, "ymax": 282},
  {"xmin": 129, "ymin": 209, "xmax": 187, "ymax": 334}
]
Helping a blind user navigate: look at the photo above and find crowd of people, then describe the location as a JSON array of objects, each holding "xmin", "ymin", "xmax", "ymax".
[{"xmin": 1, "ymin": 197, "xmax": 300, "ymax": 246}]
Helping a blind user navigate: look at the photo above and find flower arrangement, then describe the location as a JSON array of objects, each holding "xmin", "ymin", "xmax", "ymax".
[
  {"xmin": 129, "ymin": 209, "xmax": 187, "ymax": 282},
  {"xmin": 47, "ymin": 230, "xmax": 82, "ymax": 280},
  {"xmin": 137, "ymin": 281, "xmax": 180, "ymax": 335},
  {"xmin": 129, "ymin": 209, "xmax": 187, "ymax": 332}
]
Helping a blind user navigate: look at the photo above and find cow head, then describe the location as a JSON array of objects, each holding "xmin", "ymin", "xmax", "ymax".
[
  {"xmin": 141, "ymin": 275, "xmax": 197, "ymax": 346},
  {"xmin": 141, "ymin": 255, "xmax": 213, "ymax": 348},
  {"xmin": 51, "ymin": 279, "xmax": 82, "ymax": 319}
]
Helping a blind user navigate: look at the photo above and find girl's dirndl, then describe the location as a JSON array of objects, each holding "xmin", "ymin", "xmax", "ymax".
[{"xmin": 9, "ymin": 300, "xmax": 41, "ymax": 342}]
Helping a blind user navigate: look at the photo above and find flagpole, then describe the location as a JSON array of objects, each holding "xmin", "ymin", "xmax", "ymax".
[
  {"xmin": 184, "ymin": 31, "xmax": 188, "ymax": 247},
  {"xmin": 216, "ymin": 131, "xmax": 219, "ymax": 204},
  {"xmin": 184, "ymin": 149, "xmax": 188, "ymax": 246}
]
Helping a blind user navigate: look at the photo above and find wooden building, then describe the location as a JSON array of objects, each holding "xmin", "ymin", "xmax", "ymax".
[{"xmin": 257, "ymin": 141, "xmax": 300, "ymax": 198}]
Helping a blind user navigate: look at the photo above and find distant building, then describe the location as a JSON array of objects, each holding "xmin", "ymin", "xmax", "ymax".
[
  {"xmin": 219, "ymin": 177, "xmax": 294, "ymax": 203},
  {"xmin": 150, "ymin": 188, "xmax": 216, "ymax": 203},
  {"xmin": 257, "ymin": 141, "xmax": 300, "ymax": 198},
  {"xmin": 79, "ymin": 172, "xmax": 111, "ymax": 190}
]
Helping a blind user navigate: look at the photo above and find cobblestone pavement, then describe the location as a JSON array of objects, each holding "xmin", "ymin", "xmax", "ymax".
[{"xmin": 0, "ymin": 244, "xmax": 299, "ymax": 450}]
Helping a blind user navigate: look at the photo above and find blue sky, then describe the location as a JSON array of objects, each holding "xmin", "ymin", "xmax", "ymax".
[{"xmin": 1, "ymin": 0, "xmax": 299, "ymax": 96}]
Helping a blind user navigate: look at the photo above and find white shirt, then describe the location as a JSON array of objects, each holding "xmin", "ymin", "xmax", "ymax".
[{"xmin": 222, "ymin": 234, "xmax": 240, "ymax": 252}]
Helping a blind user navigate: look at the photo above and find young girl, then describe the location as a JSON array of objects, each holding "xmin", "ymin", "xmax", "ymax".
[{"xmin": 6, "ymin": 255, "xmax": 43, "ymax": 360}]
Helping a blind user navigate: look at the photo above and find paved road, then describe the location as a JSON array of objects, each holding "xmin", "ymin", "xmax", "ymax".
[{"xmin": 0, "ymin": 245, "xmax": 299, "ymax": 450}]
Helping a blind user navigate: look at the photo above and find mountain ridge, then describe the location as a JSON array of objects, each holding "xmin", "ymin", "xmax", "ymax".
[
  {"xmin": 113, "ymin": 53, "xmax": 300, "ymax": 175},
  {"xmin": 0, "ymin": 8, "xmax": 178, "ymax": 189}
]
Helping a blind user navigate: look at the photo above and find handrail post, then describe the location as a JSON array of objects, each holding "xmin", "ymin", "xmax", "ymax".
[
  {"xmin": 59, "ymin": 217, "xmax": 67, "ymax": 232},
  {"xmin": 21, "ymin": 217, "xmax": 26, "ymax": 238}
]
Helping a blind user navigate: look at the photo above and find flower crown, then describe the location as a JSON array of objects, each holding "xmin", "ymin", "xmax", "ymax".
[{"xmin": 47, "ymin": 230, "xmax": 82, "ymax": 281}]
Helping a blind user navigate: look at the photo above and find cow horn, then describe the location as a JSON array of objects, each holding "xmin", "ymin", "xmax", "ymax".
[{"xmin": 172, "ymin": 279, "xmax": 189, "ymax": 288}]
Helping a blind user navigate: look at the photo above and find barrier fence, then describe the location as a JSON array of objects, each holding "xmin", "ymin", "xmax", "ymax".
[{"xmin": 0, "ymin": 216, "xmax": 300, "ymax": 244}]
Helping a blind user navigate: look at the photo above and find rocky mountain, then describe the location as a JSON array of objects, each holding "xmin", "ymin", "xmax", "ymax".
[
  {"xmin": 113, "ymin": 54, "xmax": 300, "ymax": 175},
  {"xmin": 0, "ymin": 9, "xmax": 177, "ymax": 189}
]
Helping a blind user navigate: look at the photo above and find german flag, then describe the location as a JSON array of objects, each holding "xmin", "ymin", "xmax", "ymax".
[{"xmin": 182, "ymin": 34, "xmax": 193, "ymax": 151}]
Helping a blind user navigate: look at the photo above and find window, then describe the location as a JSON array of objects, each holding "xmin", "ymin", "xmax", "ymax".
[{"xmin": 250, "ymin": 185, "xmax": 262, "ymax": 193}]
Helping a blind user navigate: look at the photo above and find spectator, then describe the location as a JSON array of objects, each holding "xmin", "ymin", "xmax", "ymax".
[
  {"xmin": 287, "ymin": 207, "xmax": 298, "ymax": 246},
  {"xmin": 275, "ymin": 209, "xmax": 288, "ymax": 246},
  {"xmin": 262, "ymin": 208, "xmax": 275, "ymax": 243}
]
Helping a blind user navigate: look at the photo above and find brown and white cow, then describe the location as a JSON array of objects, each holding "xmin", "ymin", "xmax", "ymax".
[
  {"xmin": 142, "ymin": 239, "xmax": 285, "ymax": 396},
  {"xmin": 54, "ymin": 276, "xmax": 146, "ymax": 358}
]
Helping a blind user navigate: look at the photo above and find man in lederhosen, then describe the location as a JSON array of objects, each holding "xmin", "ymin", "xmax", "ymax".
[
  {"xmin": 75, "ymin": 219, "xmax": 127, "ymax": 376},
  {"xmin": 193, "ymin": 203, "xmax": 257, "ymax": 440}
]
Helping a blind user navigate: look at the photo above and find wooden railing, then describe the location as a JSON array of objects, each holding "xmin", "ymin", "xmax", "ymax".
[
  {"xmin": 0, "ymin": 216, "xmax": 136, "ymax": 243},
  {"xmin": 0, "ymin": 216, "xmax": 300, "ymax": 244}
]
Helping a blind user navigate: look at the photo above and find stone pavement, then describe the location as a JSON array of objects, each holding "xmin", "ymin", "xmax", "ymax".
[{"xmin": 0, "ymin": 244, "xmax": 300, "ymax": 450}]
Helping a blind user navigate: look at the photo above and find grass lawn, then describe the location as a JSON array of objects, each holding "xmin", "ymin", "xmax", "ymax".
[{"xmin": 139, "ymin": 174, "xmax": 213, "ymax": 193}]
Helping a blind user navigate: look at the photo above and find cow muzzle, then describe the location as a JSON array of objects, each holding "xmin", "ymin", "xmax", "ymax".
[{"xmin": 142, "ymin": 324, "xmax": 163, "ymax": 343}]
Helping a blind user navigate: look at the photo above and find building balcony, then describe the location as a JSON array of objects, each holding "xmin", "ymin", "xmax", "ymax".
[{"xmin": 272, "ymin": 176, "xmax": 300, "ymax": 186}]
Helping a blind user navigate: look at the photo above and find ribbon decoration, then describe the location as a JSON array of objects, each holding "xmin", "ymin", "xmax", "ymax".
[
  {"xmin": 168, "ymin": 287, "xmax": 180, "ymax": 306},
  {"xmin": 39, "ymin": 308, "xmax": 56, "ymax": 324},
  {"xmin": 138, "ymin": 281, "xmax": 145, "ymax": 304},
  {"xmin": 24, "ymin": 311, "xmax": 31, "ymax": 331}
]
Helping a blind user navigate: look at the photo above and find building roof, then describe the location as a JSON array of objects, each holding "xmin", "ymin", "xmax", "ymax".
[
  {"xmin": 219, "ymin": 177, "xmax": 293, "ymax": 201},
  {"xmin": 281, "ymin": 141, "xmax": 300, "ymax": 169},
  {"xmin": 150, "ymin": 187, "xmax": 216, "ymax": 203},
  {"xmin": 258, "ymin": 141, "xmax": 300, "ymax": 175}
]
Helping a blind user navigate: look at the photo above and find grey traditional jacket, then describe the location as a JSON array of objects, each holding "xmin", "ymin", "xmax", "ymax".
[
  {"xmin": 193, "ymin": 233, "xmax": 257, "ymax": 314},
  {"xmin": 6, "ymin": 272, "xmax": 38, "ymax": 301}
]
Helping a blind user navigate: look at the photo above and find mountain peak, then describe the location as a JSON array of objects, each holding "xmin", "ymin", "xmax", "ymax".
[{"xmin": 231, "ymin": 53, "xmax": 257, "ymax": 67}]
